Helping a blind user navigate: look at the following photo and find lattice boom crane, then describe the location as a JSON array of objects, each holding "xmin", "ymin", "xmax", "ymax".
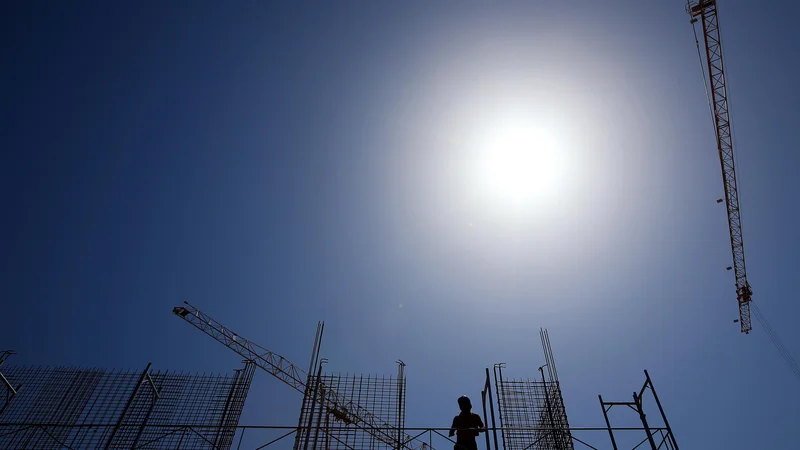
[
  {"xmin": 688, "ymin": 0, "xmax": 752, "ymax": 333},
  {"xmin": 172, "ymin": 302, "xmax": 414, "ymax": 448}
]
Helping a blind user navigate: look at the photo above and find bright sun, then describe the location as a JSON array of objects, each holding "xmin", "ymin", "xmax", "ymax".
[{"xmin": 475, "ymin": 124, "xmax": 565, "ymax": 208}]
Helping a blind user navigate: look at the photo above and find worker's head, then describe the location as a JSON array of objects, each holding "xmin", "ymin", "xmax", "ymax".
[{"xmin": 457, "ymin": 395, "xmax": 471, "ymax": 412}]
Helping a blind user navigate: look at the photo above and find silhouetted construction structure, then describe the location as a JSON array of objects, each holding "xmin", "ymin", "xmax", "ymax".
[
  {"xmin": 492, "ymin": 329, "xmax": 573, "ymax": 450},
  {"xmin": 295, "ymin": 364, "xmax": 407, "ymax": 450},
  {"xmin": 0, "ymin": 353, "xmax": 254, "ymax": 450},
  {"xmin": 688, "ymin": 0, "xmax": 753, "ymax": 333},
  {"xmin": 1, "ymin": 307, "xmax": 682, "ymax": 450},
  {"xmin": 173, "ymin": 303, "xmax": 429, "ymax": 450},
  {"xmin": 170, "ymin": 303, "xmax": 681, "ymax": 449},
  {"xmin": 599, "ymin": 371, "xmax": 679, "ymax": 450}
]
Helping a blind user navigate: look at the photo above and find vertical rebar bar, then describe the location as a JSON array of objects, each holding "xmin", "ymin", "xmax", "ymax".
[
  {"xmin": 493, "ymin": 364, "xmax": 506, "ymax": 450},
  {"xmin": 485, "ymin": 368, "xmax": 500, "ymax": 450},
  {"xmin": 480, "ymin": 389, "xmax": 491, "ymax": 450},
  {"xmin": 396, "ymin": 361, "xmax": 405, "ymax": 450},
  {"xmin": 296, "ymin": 322, "xmax": 323, "ymax": 450},
  {"xmin": 540, "ymin": 366, "xmax": 559, "ymax": 450},
  {"xmin": 303, "ymin": 365, "xmax": 324, "ymax": 450},
  {"xmin": 313, "ymin": 383, "xmax": 325, "ymax": 450}
]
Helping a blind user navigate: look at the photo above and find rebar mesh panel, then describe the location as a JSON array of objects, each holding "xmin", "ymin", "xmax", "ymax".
[
  {"xmin": 0, "ymin": 362, "xmax": 254, "ymax": 450},
  {"xmin": 295, "ymin": 373, "xmax": 408, "ymax": 450},
  {"xmin": 497, "ymin": 378, "xmax": 573, "ymax": 450}
]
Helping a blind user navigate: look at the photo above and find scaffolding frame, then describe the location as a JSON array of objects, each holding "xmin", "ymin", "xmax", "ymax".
[
  {"xmin": 598, "ymin": 370, "xmax": 679, "ymax": 450},
  {"xmin": 57, "ymin": 424, "xmax": 674, "ymax": 450},
  {"xmin": 0, "ymin": 356, "xmax": 255, "ymax": 450}
]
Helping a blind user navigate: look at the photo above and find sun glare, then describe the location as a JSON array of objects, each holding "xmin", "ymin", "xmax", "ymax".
[{"xmin": 475, "ymin": 123, "xmax": 565, "ymax": 208}]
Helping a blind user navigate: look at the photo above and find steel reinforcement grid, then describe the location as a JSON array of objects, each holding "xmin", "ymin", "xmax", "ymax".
[
  {"xmin": 294, "ymin": 372, "xmax": 408, "ymax": 450},
  {"xmin": 0, "ymin": 361, "xmax": 255, "ymax": 449}
]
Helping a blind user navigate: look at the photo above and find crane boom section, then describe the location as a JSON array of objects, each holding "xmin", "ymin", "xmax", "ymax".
[
  {"xmin": 173, "ymin": 304, "xmax": 308, "ymax": 392},
  {"xmin": 689, "ymin": 0, "xmax": 752, "ymax": 333},
  {"xmin": 173, "ymin": 303, "xmax": 408, "ymax": 448}
]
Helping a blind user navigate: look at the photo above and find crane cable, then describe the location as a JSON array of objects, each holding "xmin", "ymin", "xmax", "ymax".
[
  {"xmin": 691, "ymin": 7, "xmax": 800, "ymax": 384},
  {"xmin": 690, "ymin": 14, "xmax": 717, "ymax": 134},
  {"xmin": 751, "ymin": 303, "xmax": 800, "ymax": 383}
]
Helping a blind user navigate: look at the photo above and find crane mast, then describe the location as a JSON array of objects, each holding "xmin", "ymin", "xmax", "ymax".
[
  {"xmin": 688, "ymin": 0, "xmax": 752, "ymax": 333},
  {"xmin": 172, "ymin": 303, "xmax": 412, "ymax": 448}
]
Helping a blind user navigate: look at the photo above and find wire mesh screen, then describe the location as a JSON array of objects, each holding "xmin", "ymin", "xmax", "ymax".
[
  {"xmin": 0, "ymin": 361, "xmax": 254, "ymax": 449},
  {"xmin": 294, "ymin": 373, "xmax": 408, "ymax": 450},
  {"xmin": 496, "ymin": 378, "xmax": 573, "ymax": 450}
]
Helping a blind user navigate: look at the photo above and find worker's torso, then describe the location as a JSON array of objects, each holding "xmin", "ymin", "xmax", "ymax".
[{"xmin": 453, "ymin": 412, "xmax": 482, "ymax": 442}]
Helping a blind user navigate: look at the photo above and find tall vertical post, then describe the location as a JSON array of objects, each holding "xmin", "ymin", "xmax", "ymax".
[
  {"xmin": 104, "ymin": 362, "xmax": 151, "ymax": 450},
  {"xmin": 539, "ymin": 328, "xmax": 571, "ymax": 449},
  {"xmin": 303, "ymin": 364, "xmax": 324, "ymax": 450},
  {"xmin": 296, "ymin": 322, "xmax": 324, "ymax": 450},
  {"xmin": 480, "ymin": 389, "xmax": 491, "ymax": 450},
  {"xmin": 633, "ymin": 391, "xmax": 658, "ymax": 450},
  {"xmin": 494, "ymin": 364, "xmax": 507, "ymax": 450},
  {"xmin": 645, "ymin": 370, "xmax": 679, "ymax": 450},
  {"xmin": 312, "ymin": 383, "xmax": 325, "ymax": 450},
  {"xmin": 485, "ymin": 368, "xmax": 500, "ymax": 450},
  {"xmin": 540, "ymin": 366, "xmax": 559, "ymax": 450},
  {"xmin": 396, "ymin": 360, "xmax": 406, "ymax": 450},
  {"xmin": 598, "ymin": 395, "xmax": 618, "ymax": 450}
]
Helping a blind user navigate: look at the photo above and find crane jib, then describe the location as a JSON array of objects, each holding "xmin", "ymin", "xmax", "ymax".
[
  {"xmin": 688, "ymin": 0, "xmax": 752, "ymax": 333},
  {"xmin": 173, "ymin": 304, "xmax": 416, "ymax": 448}
]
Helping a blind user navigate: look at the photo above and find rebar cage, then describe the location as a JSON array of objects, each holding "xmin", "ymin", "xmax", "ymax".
[
  {"xmin": 495, "ymin": 378, "xmax": 573, "ymax": 450},
  {"xmin": 294, "ymin": 371, "xmax": 408, "ymax": 450},
  {"xmin": 0, "ymin": 361, "xmax": 255, "ymax": 449}
]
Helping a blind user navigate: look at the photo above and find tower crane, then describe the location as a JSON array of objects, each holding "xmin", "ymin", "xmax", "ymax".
[
  {"xmin": 173, "ymin": 302, "xmax": 418, "ymax": 449},
  {"xmin": 688, "ymin": 0, "xmax": 752, "ymax": 333}
]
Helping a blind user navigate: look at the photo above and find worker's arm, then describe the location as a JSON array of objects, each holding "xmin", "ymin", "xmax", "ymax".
[
  {"xmin": 449, "ymin": 416, "xmax": 457, "ymax": 437},
  {"xmin": 475, "ymin": 414, "xmax": 486, "ymax": 434}
]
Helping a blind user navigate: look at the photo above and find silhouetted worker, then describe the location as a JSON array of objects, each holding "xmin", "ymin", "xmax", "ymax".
[{"xmin": 448, "ymin": 395, "xmax": 484, "ymax": 450}]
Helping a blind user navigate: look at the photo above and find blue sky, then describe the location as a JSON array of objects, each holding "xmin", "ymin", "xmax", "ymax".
[{"xmin": 2, "ymin": 1, "xmax": 799, "ymax": 448}]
